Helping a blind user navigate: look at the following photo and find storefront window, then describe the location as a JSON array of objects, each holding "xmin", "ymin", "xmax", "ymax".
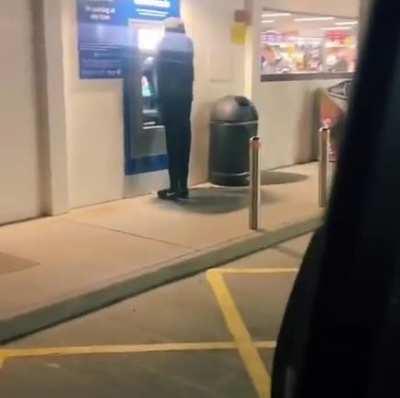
[{"xmin": 260, "ymin": 11, "xmax": 358, "ymax": 81}]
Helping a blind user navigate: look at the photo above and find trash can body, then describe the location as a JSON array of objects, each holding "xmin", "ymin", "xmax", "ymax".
[{"xmin": 210, "ymin": 96, "xmax": 258, "ymax": 186}]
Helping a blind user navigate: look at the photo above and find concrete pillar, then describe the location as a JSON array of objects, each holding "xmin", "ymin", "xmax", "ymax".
[
  {"xmin": 33, "ymin": 0, "xmax": 69, "ymax": 216},
  {"xmin": 244, "ymin": 0, "xmax": 262, "ymax": 100}
]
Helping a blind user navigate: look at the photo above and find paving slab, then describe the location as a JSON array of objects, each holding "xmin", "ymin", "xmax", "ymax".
[
  {"xmin": 63, "ymin": 163, "xmax": 320, "ymax": 250},
  {"xmin": 0, "ymin": 219, "xmax": 189, "ymax": 317},
  {"xmin": 0, "ymin": 163, "xmax": 321, "ymax": 343},
  {"xmin": 63, "ymin": 190, "xmax": 257, "ymax": 249}
]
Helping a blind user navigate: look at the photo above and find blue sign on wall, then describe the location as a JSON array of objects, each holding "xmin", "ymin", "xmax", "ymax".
[{"xmin": 77, "ymin": 0, "xmax": 180, "ymax": 79}]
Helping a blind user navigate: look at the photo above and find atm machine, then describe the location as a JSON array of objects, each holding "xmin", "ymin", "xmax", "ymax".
[
  {"xmin": 142, "ymin": 56, "xmax": 162, "ymax": 127},
  {"xmin": 124, "ymin": 21, "xmax": 167, "ymax": 175}
]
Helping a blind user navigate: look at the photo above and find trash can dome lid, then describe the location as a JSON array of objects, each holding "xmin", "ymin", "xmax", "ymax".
[{"xmin": 211, "ymin": 96, "xmax": 258, "ymax": 123}]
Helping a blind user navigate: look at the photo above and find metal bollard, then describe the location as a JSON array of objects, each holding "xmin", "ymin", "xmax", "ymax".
[
  {"xmin": 319, "ymin": 127, "xmax": 330, "ymax": 208},
  {"xmin": 249, "ymin": 136, "xmax": 261, "ymax": 230}
]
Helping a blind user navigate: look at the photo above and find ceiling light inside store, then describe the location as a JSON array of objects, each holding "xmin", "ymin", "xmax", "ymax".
[
  {"xmin": 335, "ymin": 21, "xmax": 358, "ymax": 26},
  {"xmin": 295, "ymin": 17, "xmax": 335, "ymax": 22},
  {"xmin": 262, "ymin": 19, "xmax": 275, "ymax": 24},
  {"xmin": 262, "ymin": 12, "xmax": 291, "ymax": 18},
  {"xmin": 321, "ymin": 26, "xmax": 352, "ymax": 31}
]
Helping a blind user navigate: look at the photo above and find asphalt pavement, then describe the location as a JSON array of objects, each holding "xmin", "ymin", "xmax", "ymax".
[{"xmin": 0, "ymin": 234, "xmax": 312, "ymax": 398}]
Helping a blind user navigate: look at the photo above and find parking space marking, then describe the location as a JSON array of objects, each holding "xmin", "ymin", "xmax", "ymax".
[
  {"xmin": 207, "ymin": 268, "xmax": 298, "ymax": 398},
  {"xmin": 0, "ymin": 341, "xmax": 276, "ymax": 370},
  {"xmin": 218, "ymin": 268, "xmax": 298, "ymax": 274},
  {"xmin": 207, "ymin": 270, "xmax": 272, "ymax": 398},
  {"xmin": 0, "ymin": 267, "xmax": 297, "ymax": 398}
]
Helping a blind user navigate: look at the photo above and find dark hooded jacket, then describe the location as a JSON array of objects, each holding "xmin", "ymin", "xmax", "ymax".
[{"xmin": 156, "ymin": 30, "xmax": 194, "ymax": 101}]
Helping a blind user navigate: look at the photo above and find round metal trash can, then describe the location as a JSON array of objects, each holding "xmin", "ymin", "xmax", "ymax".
[{"xmin": 209, "ymin": 96, "xmax": 258, "ymax": 186}]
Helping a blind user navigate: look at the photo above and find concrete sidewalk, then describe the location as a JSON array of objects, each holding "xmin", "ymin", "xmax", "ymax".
[{"xmin": 0, "ymin": 163, "xmax": 322, "ymax": 343}]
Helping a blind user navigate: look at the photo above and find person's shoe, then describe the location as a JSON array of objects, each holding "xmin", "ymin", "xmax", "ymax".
[
  {"xmin": 158, "ymin": 189, "xmax": 178, "ymax": 201},
  {"xmin": 177, "ymin": 189, "xmax": 189, "ymax": 200}
]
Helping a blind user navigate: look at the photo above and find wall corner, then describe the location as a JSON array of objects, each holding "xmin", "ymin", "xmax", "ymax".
[{"xmin": 34, "ymin": 0, "xmax": 70, "ymax": 216}]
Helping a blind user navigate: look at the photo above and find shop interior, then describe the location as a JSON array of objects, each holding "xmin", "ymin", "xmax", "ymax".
[{"xmin": 260, "ymin": 10, "xmax": 359, "ymax": 78}]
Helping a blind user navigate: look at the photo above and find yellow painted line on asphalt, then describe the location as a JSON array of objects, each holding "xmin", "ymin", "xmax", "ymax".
[
  {"xmin": 0, "ymin": 340, "xmax": 276, "ymax": 370},
  {"xmin": 0, "ymin": 265, "xmax": 285, "ymax": 392},
  {"xmin": 218, "ymin": 268, "xmax": 298, "ymax": 274},
  {"xmin": 256, "ymin": 341, "xmax": 276, "ymax": 349},
  {"xmin": 0, "ymin": 342, "xmax": 236, "ymax": 368},
  {"xmin": 207, "ymin": 270, "xmax": 271, "ymax": 398}
]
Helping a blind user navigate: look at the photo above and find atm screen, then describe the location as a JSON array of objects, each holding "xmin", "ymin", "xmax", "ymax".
[
  {"xmin": 138, "ymin": 28, "xmax": 164, "ymax": 52},
  {"xmin": 142, "ymin": 76, "xmax": 153, "ymax": 98}
]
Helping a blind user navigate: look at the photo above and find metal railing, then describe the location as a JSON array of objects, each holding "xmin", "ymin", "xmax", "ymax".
[
  {"xmin": 319, "ymin": 127, "xmax": 331, "ymax": 208},
  {"xmin": 249, "ymin": 136, "xmax": 261, "ymax": 230}
]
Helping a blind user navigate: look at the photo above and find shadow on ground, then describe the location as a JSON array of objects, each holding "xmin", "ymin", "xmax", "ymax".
[
  {"xmin": 150, "ymin": 171, "xmax": 308, "ymax": 215},
  {"xmin": 151, "ymin": 187, "xmax": 277, "ymax": 214},
  {"xmin": 261, "ymin": 170, "xmax": 308, "ymax": 186}
]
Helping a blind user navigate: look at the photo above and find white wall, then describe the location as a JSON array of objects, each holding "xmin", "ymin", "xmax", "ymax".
[
  {"xmin": 40, "ymin": 0, "xmax": 70, "ymax": 216},
  {"xmin": 0, "ymin": 0, "xmax": 42, "ymax": 225},
  {"xmin": 183, "ymin": 0, "xmax": 246, "ymax": 183},
  {"xmin": 255, "ymin": 79, "xmax": 343, "ymax": 169},
  {"xmin": 62, "ymin": 0, "xmax": 245, "ymax": 208},
  {"xmin": 252, "ymin": 0, "xmax": 359, "ymax": 170}
]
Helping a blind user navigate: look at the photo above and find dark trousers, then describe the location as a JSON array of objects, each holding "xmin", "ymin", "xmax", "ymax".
[{"xmin": 161, "ymin": 97, "xmax": 192, "ymax": 192}]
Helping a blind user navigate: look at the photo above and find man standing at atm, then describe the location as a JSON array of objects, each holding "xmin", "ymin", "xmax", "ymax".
[{"xmin": 156, "ymin": 17, "xmax": 194, "ymax": 200}]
